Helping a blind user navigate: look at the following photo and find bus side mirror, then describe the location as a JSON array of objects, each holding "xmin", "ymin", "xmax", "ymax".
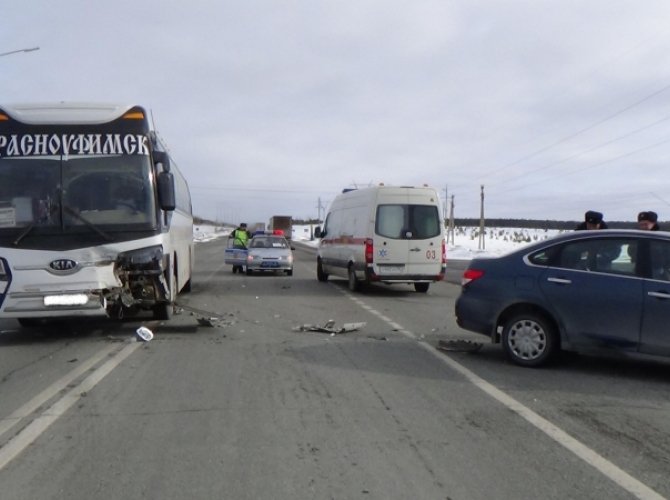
[
  {"xmin": 157, "ymin": 171, "xmax": 176, "ymax": 211},
  {"xmin": 153, "ymin": 151, "xmax": 171, "ymax": 172},
  {"xmin": 314, "ymin": 226, "xmax": 323, "ymax": 238}
]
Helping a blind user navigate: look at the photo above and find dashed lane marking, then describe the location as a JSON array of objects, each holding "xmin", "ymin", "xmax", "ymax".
[
  {"xmin": 0, "ymin": 341, "xmax": 141, "ymax": 471},
  {"xmin": 333, "ymin": 282, "xmax": 666, "ymax": 500}
]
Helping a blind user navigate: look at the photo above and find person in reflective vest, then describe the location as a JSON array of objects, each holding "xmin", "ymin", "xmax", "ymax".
[{"xmin": 231, "ymin": 223, "xmax": 251, "ymax": 248}]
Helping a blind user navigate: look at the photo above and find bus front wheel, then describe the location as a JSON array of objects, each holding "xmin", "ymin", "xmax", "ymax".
[
  {"xmin": 153, "ymin": 265, "xmax": 175, "ymax": 320},
  {"xmin": 153, "ymin": 302, "xmax": 173, "ymax": 321}
]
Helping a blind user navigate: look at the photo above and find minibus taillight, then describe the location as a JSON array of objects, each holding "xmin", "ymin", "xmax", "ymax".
[
  {"xmin": 441, "ymin": 239, "xmax": 447, "ymax": 264},
  {"xmin": 365, "ymin": 238, "xmax": 374, "ymax": 264}
]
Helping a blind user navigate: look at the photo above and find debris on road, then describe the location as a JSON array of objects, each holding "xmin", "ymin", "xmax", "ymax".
[
  {"xmin": 197, "ymin": 317, "xmax": 220, "ymax": 327},
  {"xmin": 174, "ymin": 301, "xmax": 234, "ymax": 328},
  {"xmin": 293, "ymin": 320, "xmax": 367, "ymax": 334},
  {"xmin": 135, "ymin": 326, "xmax": 154, "ymax": 342},
  {"xmin": 436, "ymin": 339, "xmax": 483, "ymax": 353}
]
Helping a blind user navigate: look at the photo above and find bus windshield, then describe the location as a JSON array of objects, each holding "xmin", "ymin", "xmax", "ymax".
[{"xmin": 0, "ymin": 154, "xmax": 156, "ymax": 230}]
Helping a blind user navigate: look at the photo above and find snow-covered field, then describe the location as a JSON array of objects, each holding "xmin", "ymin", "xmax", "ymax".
[
  {"xmin": 443, "ymin": 226, "xmax": 564, "ymax": 259},
  {"xmin": 194, "ymin": 223, "xmax": 566, "ymax": 259}
]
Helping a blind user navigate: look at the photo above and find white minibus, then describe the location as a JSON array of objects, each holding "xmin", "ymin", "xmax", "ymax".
[{"xmin": 315, "ymin": 185, "xmax": 446, "ymax": 292}]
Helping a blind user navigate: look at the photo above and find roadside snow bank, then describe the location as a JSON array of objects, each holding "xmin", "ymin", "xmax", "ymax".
[{"xmin": 192, "ymin": 224, "xmax": 565, "ymax": 259}]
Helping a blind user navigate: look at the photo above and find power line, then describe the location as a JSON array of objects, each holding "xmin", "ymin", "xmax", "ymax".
[
  {"xmin": 0, "ymin": 46, "xmax": 39, "ymax": 57},
  {"xmin": 494, "ymin": 135, "xmax": 670, "ymax": 194},
  {"xmin": 451, "ymin": 27, "xmax": 670, "ymax": 177},
  {"xmin": 649, "ymin": 192, "xmax": 670, "ymax": 207},
  {"xmin": 489, "ymin": 114, "xmax": 670, "ymax": 187},
  {"xmin": 480, "ymin": 81, "xmax": 670, "ymax": 180}
]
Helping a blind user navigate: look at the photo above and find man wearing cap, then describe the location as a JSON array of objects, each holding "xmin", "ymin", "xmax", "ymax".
[
  {"xmin": 230, "ymin": 223, "xmax": 252, "ymax": 273},
  {"xmin": 575, "ymin": 210, "xmax": 608, "ymax": 230},
  {"xmin": 637, "ymin": 211, "xmax": 660, "ymax": 231},
  {"xmin": 636, "ymin": 211, "xmax": 668, "ymax": 277},
  {"xmin": 231, "ymin": 222, "xmax": 251, "ymax": 248}
]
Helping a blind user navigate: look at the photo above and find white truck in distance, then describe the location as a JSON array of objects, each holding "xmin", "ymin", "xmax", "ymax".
[{"xmin": 268, "ymin": 215, "xmax": 292, "ymax": 240}]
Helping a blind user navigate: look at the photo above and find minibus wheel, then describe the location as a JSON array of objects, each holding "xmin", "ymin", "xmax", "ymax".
[{"xmin": 348, "ymin": 266, "xmax": 360, "ymax": 292}]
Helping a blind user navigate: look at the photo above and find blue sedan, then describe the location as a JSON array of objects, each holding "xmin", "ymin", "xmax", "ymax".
[{"xmin": 455, "ymin": 229, "xmax": 670, "ymax": 367}]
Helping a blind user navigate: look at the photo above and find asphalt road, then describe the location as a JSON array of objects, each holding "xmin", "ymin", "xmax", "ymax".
[{"xmin": 0, "ymin": 239, "xmax": 668, "ymax": 499}]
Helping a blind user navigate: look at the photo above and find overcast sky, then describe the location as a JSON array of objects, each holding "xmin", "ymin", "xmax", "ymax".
[{"xmin": 3, "ymin": 1, "xmax": 670, "ymax": 224}]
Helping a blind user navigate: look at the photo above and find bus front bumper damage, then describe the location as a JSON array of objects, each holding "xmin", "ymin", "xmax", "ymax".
[
  {"xmin": 0, "ymin": 245, "xmax": 169, "ymax": 319},
  {"xmin": 112, "ymin": 244, "xmax": 169, "ymax": 317}
]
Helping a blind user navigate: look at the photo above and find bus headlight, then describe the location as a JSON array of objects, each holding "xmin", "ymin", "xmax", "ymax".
[{"xmin": 117, "ymin": 245, "xmax": 164, "ymax": 271}]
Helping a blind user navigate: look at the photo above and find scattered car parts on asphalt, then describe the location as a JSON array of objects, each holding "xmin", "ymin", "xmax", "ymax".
[{"xmin": 293, "ymin": 319, "xmax": 367, "ymax": 334}]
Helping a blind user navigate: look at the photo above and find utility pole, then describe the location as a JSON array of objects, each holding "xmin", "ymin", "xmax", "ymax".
[
  {"xmin": 316, "ymin": 197, "xmax": 326, "ymax": 222},
  {"xmin": 448, "ymin": 194, "xmax": 455, "ymax": 245},
  {"xmin": 443, "ymin": 185, "xmax": 448, "ymax": 229},
  {"xmin": 478, "ymin": 185, "xmax": 485, "ymax": 250}
]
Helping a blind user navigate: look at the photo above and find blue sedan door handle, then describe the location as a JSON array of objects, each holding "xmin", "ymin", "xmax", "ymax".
[
  {"xmin": 648, "ymin": 291, "xmax": 670, "ymax": 299},
  {"xmin": 547, "ymin": 277, "xmax": 572, "ymax": 285}
]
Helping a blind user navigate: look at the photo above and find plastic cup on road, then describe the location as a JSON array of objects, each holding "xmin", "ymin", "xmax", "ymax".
[{"xmin": 136, "ymin": 326, "xmax": 154, "ymax": 341}]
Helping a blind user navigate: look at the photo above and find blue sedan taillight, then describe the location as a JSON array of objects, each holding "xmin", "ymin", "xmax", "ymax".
[
  {"xmin": 462, "ymin": 269, "xmax": 485, "ymax": 286},
  {"xmin": 0, "ymin": 257, "xmax": 11, "ymax": 307}
]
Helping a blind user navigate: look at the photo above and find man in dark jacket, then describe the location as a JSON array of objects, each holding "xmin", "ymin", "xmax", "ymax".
[
  {"xmin": 637, "ymin": 211, "xmax": 660, "ymax": 231},
  {"xmin": 575, "ymin": 210, "xmax": 608, "ymax": 230}
]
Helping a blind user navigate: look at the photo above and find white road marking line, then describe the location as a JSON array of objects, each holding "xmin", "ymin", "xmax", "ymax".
[
  {"xmin": 420, "ymin": 343, "xmax": 666, "ymax": 500},
  {"xmin": 343, "ymin": 290, "xmax": 416, "ymax": 338},
  {"xmin": 0, "ymin": 341, "xmax": 141, "ymax": 471},
  {"xmin": 338, "ymin": 284, "xmax": 666, "ymax": 500},
  {"xmin": 0, "ymin": 343, "xmax": 119, "ymax": 440}
]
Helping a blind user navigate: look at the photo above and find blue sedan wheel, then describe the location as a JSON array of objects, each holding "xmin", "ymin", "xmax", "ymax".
[{"xmin": 502, "ymin": 313, "xmax": 557, "ymax": 367}]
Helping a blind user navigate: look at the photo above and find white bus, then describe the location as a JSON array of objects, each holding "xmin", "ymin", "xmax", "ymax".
[{"xmin": 0, "ymin": 102, "xmax": 194, "ymax": 325}]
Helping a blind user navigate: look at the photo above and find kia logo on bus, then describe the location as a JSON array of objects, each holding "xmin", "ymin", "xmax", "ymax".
[{"xmin": 49, "ymin": 259, "xmax": 78, "ymax": 272}]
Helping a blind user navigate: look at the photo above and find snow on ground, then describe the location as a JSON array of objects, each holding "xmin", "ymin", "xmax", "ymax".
[
  {"xmin": 193, "ymin": 224, "xmax": 231, "ymax": 243},
  {"xmin": 444, "ymin": 226, "xmax": 565, "ymax": 259},
  {"xmin": 192, "ymin": 223, "xmax": 566, "ymax": 259}
]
